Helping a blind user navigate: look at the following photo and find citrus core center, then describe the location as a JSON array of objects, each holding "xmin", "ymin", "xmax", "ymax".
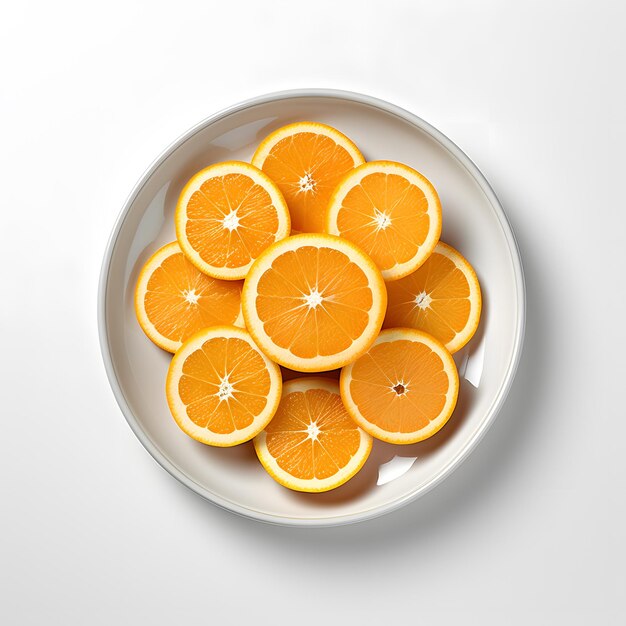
[
  {"xmin": 304, "ymin": 288, "xmax": 324, "ymax": 309},
  {"xmin": 306, "ymin": 422, "xmax": 321, "ymax": 440},
  {"xmin": 392, "ymin": 381, "xmax": 408, "ymax": 396},
  {"xmin": 414, "ymin": 291, "xmax": 432, "ymax": 310},
  {"xmin": 222, "ymin": 209, "xmax": 240, "ymax": 231},
  {"xmin": 217, "ymin": 376, "xmax": 234, "ymax": 401},
  {"xmin": 374, "ymin": 209, "xmax": 392, "ymax": 230},
  {"xmin": 183, "ymin": 289, "xmax": 199, "ymax": 305},
  {"xmin": 298, "ymin": 173, "xmax": 316, "ymax": 193}
]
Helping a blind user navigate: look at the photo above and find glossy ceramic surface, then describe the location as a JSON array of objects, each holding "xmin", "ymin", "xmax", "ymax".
[{"xmin": 98, "ymin": 89, "xmax": 525, "ymax": 526}]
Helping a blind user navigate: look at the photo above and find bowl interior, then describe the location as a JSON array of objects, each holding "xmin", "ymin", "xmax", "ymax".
[{"xmin": 101, "ymin": 93, "xmax": 523, "ymax": 525}]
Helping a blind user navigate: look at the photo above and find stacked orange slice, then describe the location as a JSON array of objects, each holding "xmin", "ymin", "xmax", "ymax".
[
  {"xmin": 340, "ymin": 329, "xmax": 459, "ymax": 444},
  {"xmin": 242, "ymin": 233, "xmax": 386, "ymax": 372},
  {"xmin": 135, "ymin": 242, "xmax": 242, "ymax": 353},
  {"xmin": 384, "ymin": 242, "xmax": 482, "ymax": 353},
  {"xmin": 254, "ymin": 378, "xmax": 372, "ymax": 492},
  {"xmin": 326, "ymin": 161, "xmax": 442, "ymax": 281},
  {"xmin": 252, "ymin": 122, "xmax": 364, "ymax": 233},
  {"xmin": 175, "ymin": 161, "xmax": 290, "ymax": 280},
  {"xmin": 166, "ymin": 326, "xmax": 282, "ymax": 446}
]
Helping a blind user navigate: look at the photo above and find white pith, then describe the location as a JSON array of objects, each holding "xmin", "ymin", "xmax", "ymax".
[
  {"xmin": 373, "ymin": 209, "xmax": 392, "ymax": 230},
  {"xmin": 222, "ymin": 209, "xmax": 240, "ymax": 232},
  {"xmin": 298, "ymin": 172, "xmax": 316, "ymax": 193},
  {"xmin": 414, "ymin": 290, "xmax": 432, "ymax": 310}
]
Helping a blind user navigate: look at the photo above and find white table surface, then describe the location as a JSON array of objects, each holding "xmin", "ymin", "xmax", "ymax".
[{"xmin": 1, "ymin": 1, "xmax": 624, "ymax": 623}]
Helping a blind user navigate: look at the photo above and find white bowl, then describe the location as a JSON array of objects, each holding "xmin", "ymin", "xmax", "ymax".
[{"xmin": 98, "ymin": 89, "xmax": 525, "ymax": 527}]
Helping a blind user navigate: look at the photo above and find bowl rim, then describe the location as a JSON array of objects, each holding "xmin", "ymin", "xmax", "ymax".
[{"xmin": 98, "ymin": 88, "xmax": 526, "ymax": 527}]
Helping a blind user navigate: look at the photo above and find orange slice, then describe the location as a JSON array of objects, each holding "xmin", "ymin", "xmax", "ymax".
[
  {"xmin": 175, "ymin": 161, "xmax": 290, "ymax": 280},
  {"xmin": 251, "ymin": 122, "xmax": 364, "ymax": 233},
  {"xmin": 134, "ymin": 242, "xmax": 243, "ymax": 353},
  {"xmin": 166, "ymin": 325, "xmax": 282, "ymax": 446},
  {"xmin": 253, "ymin": 377, "xmax": 372, "ymax": 492},
  {"xmin": 340, "ymin": 328, "xmax": 459, "ymax": 444},
  {"xmin": 384, "ymin": 242, "xmax": 482, "ymax": 353},
  {"xmin": 326, "ymin": 160, "xmax": 442, "ymax": 281},
  {"xmin": 242, "ymin": 233, "xmax": 387, "ymax": 372}
]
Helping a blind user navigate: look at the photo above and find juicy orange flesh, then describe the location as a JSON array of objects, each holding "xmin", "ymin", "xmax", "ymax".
[
  {"xmin": 261, "ymin": 132, "xmax": 357, "ymax": 233},
  {"xmin": 336, "ymin": 173, "xmax": 431, "ymax": 271},
  {"xmin": 384, "ymin": 251, "xmax": 471, "ymax": 346},
  {"xmin": 265, "ymin": 388, "xmax": 361, "ymax": 480},
  {"xmin": 177, "ymin": 337, "xmax": 270, "ymax": 434},
  {"xmin": 256, "ymin": 246, "xmax": 373, "ymax": 359},
  {"xmin": 144, "ymin": 251, "xmax": 241, "ymax": 342},
  {"xmin": 349, "ymin": 340, "xmax": 448, "ymax": 433},
  {"xmin": 185, "ymin": 173, "xmax": 280, "ymax": 268}
]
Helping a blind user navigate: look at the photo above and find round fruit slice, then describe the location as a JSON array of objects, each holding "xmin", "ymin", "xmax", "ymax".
[
  {"xmin": 251, "ymin": 122, "xmax": 364, "ymax": 233},
  {"xmin": 326, "ymin": 160, "xmax": 442, "ymax": 281},
  {"xmin": 242, "ymin": 233, "xmax": 387, "ymax": 372},
  {"xmin": 166, "ymin": 325, "xmax": 282, "ymax": 447},
  {"xmin": 254, "ymin": 377, "xmax": 372, "ymax": 492},
  {"xmin": 175, "ymin": 161, "xmax": 290, "ymax": 280},
  {"xmin": 340, "ymin": 328, "xmax": 459, "ymax": 444},
  {"xmin": 384, "ymin": 242, "xmax": 482, "ymax": 353},
  {"xmin": 134, "ymin": 241, "xmax": 243, "ymax": 353}
]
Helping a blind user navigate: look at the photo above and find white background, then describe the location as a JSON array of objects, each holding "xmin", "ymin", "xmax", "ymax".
[{"xmin": 1, "ymin": 1, "xmax": 624, "ymax": 623}]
